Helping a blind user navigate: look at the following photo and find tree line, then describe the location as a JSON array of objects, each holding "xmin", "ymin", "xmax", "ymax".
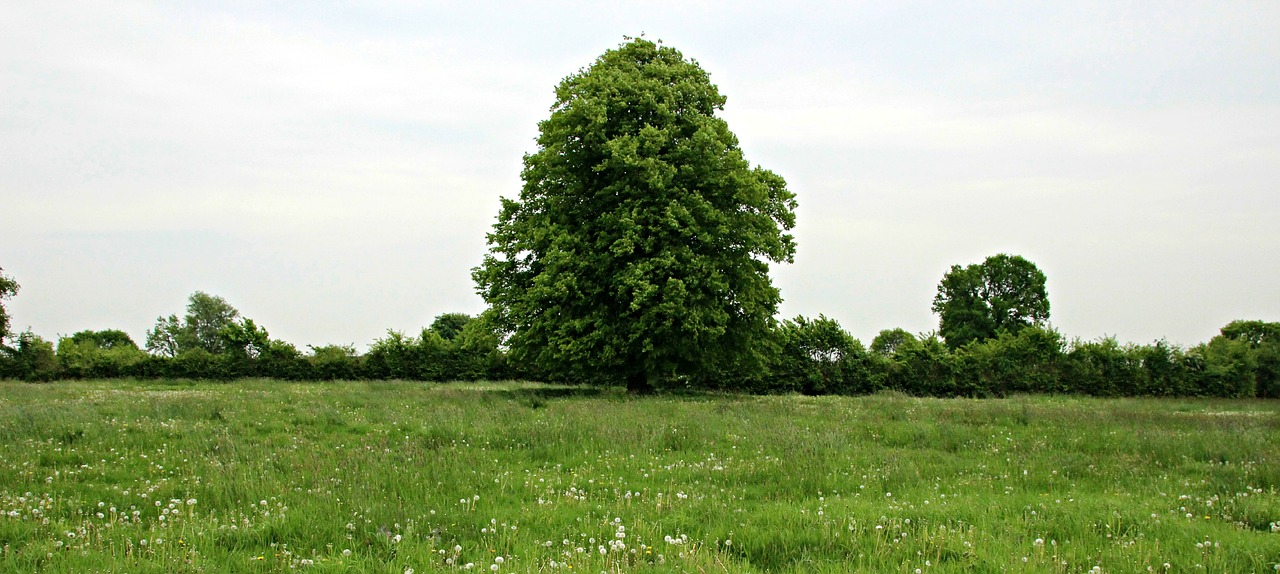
[
  {"xmin": 0, "ymin": 285, "xmax": 513, "ymax": 382},
  {"xmin": 2, "ymin": 38, "xmax": 1274, "ymax": 397},
  {"xmin": 1, "ymin": 268, "xmax": 1275, "ymax": 398}
]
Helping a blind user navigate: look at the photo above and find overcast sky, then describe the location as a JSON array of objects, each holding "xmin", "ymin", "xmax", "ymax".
[{"xmin": 3, "ymin": 1, "xmax": 1277, "ymax": 351}]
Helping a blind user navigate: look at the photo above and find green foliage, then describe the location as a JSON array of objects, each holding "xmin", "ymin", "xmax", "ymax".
[
  {"xmin": 769, "ymin": 315, "xmax": 875, "ymax": 395},
  {"xmin": 1255, "ymin": 340, "xmax": 1280, "ymax": 399},
  {"xmin": 1196, "ymin": 335, "xmax": 1258, "ymax": 398},
  {"xmin": 218, "ymin": 318, "xmax": 271, "ymax": 360},
  {"xmin": 1219, "ymin": 319, "xmax": 1280, "ymax": 346},
  {"xmin": 64, "ymin": 329, "xmax": 137, "ymax": 349},
  {"xmin": 956, "ymin": 326, "xmax": 1064, "ymax": 396},
  {"xmin": 183, "ymin": 291, "xmax": 240, "ymax": 354},
  {"xmin": 145, "ymin": 291, "xmax": 241, "ymax": 357},
  {"xmin": 169, "ymin": 348, "xmax": 224, "ymax": 379},
  {"xmin": 306, "ymin": 344, "xmax": 361, "ymax": 380},
  {"xmin": 365, "ymin": 330, "xmax": 422, "ymax": 380},
  {"xmin": 1217, "ymin": 319, "xmax": 1280, "ymax": 398},
  {"xmin": 1133, "ymin": 339, "xmax": 1195, "ymax": 397},
  {"xmin": 1063, "ymin": 337, "xmax": 1143, "ymax": 396},
  {"xmin": 364, "ymin": 316, "xmax": 509, "ymax": 382},
  {"xmin": 473, "ymin": 37, "xmax": 797, "ymax": 392},
  {"xmin": 3, "ymin": 331, "xmax": 60, "ymax": 381},
  {"xmin": 884, "ymin": 333, "xmax": 957, "ymax": 396},
  {"xmin": 258, "ymin": 338, "xmax": 305, "ymax": 379},
  {"xmin": 429, "ymin": 312, "xmax": 473, "ymax": 341},
  {"xmin": 143, "ymin": 314, "xmax": 185, "ymax": 357},
  {"xmin": 56, "ymin": 330, "xmax": 147, "ymax": 378},
  {"xmin": 869, "ymin": 328, "xmax": 916, "ymax": 357},
  {"xmin": 453, "ymin": 314, "xmax": 509, "ymax": 380},
  {"xmin": 932, "ymin": 253, "xmax": 1050, "ymax": 350}
]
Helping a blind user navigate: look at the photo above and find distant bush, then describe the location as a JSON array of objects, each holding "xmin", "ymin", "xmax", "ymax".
[
  {"xmin": 363, "ymin": 314, "xmax": 508, "ymax": 382},
  {"xmin": 1193, "ymin": 337, "xmax": 1256, "ymax": 398},
  {"xmin": 767, "ymin": 315, "xmax": 876, "ymax": 395},
  {"xmin": 3, "ymin": 331, "xmax": 61, "ymax": 381},
  {"xmin": 956, "ymin": 327, "xmax": 1065, "ymax": 396},
  {"xmin": 884, "ymin": 334, "xmax": 957, "ymax": 396},
  {"xmin": 57, "ymin": 330, "xmax": 148, "ymax": 378},
  {"xmin": 1062, "ymin": 337, "xmax": 1139, "ymax": 396},
  {"xmin": 1217, "ymin": 320, "xmax": 1280, "ymax": 398},
  {"xmin": 306, "ymin": 344, "xmax": 362, "ymax": 380}
]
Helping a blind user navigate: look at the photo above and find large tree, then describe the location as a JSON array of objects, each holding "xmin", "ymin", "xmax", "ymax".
[
  {"xmin": 473, "ymin": 38, "xmax": 797, "ymax": 392},
  {"xmin": 932, "ymin": 253, "xmax": 1050, "ymax": 350}
]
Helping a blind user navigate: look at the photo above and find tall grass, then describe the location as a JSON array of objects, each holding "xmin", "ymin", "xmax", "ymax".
[{"xmin": 0, "ymin": 380, "xmax": 1277, "ymax": 572}]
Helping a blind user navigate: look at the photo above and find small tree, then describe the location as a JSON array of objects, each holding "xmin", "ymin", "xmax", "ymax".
[
  {"xmin": 145, "ymin": 315, "xmax": 185, "ymax": 357},
  {"xmin": 145, "ymin": 292, "xmax": 243, "ymax": 356},
  {"xmin": 185, "ymin": 292, "xmax": 241, "ymax": 354},
  {"xmin": 219, "ymin": 318, "xmax": 271, "ymax": 360},
  {"xmin": 932, "ymin": 254, "xmax": 1050, "ymax": 350},
  {"xmin": 473, "ymin": 37, "xmax": 797, "ymax": 392}
]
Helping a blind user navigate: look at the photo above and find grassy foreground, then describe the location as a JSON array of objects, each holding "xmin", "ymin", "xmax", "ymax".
[{"xmin": 0, "ymin": 380, "xmax": 1278, "ymax": 573}]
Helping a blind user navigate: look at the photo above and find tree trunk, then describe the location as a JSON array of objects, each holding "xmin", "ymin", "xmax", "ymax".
[{"xmin": 626, "ymin": 371, "xmax": 655, "ymax": 394}]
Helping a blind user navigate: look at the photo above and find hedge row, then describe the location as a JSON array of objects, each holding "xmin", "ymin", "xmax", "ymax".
[
  {"xmin": 3, "ymin": 320, "xmax": 1277, "ymax": 399},
  {"xmin": 754, "ymin": 319, "xmax": 1279, "ymax": 398}
]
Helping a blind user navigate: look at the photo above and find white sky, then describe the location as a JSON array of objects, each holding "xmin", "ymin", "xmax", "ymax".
[{"xmin": 3, "ymin": 1, "xmax": 1278, "ymax": 350}]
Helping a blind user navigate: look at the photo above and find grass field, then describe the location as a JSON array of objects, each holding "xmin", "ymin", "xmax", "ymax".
[{"xmin": 0, "ymin": 380, "xmax": 1278, "ymax": 573}]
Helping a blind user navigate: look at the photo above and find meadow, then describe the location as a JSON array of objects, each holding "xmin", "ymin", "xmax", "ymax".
[{"xmin": 0, "ymin": 380, "xmax": 1277, "ymax": 573}]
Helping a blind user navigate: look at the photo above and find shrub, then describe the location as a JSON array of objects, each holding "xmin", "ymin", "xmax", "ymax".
[
  {"xmin": 56, "ymin": 330, "xmax": 148, "ymax": 378},
  {"xmin": 767, "ymin": 316, "xmax": 873, "ymax": 395},
  {"xmin": 885, "ymin": 334, "xmax": 958, "ymax": 396},
  {"xmin": 1063, "ymin": 337, "xmax": 1143, "ymax": 396},
  {"xmin": 5, "ymin": 331, "xmax": 61, "ymax": 381},
  {"xmin": 1193, "ymin": 337, "xmax": 1257, "ymax": 398},
  {"xmin": 956, "ymin": 326, "xmax": 1065, "ymax": 396},
  {"xmin": 307, "ymin": 344, "xmax": 361, "ymax": 380}
]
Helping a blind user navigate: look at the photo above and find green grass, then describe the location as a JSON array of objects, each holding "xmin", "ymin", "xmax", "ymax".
[{"xmin": 1, "ymin": 380, "xmax": 1278, "ymax": 573}]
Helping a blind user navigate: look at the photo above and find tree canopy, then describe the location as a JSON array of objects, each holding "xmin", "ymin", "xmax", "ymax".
[
  {"xmin": 429, "ymin": 312, "xmax": 473, "ymax": 341},
  {"xmin": 932, "ymin": 253, "xmax": 1050, "ymax": 350},
  {"xmin": 145, "ymin": 291, "xmax": 242, "ymax": 356},
  {"xmin": 472, "ymin": 37, "xmax": 797, "ymax": 391},
  {"xmin": 870, "ymin": 328, "xmax": 917, "ymax": 357}
]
